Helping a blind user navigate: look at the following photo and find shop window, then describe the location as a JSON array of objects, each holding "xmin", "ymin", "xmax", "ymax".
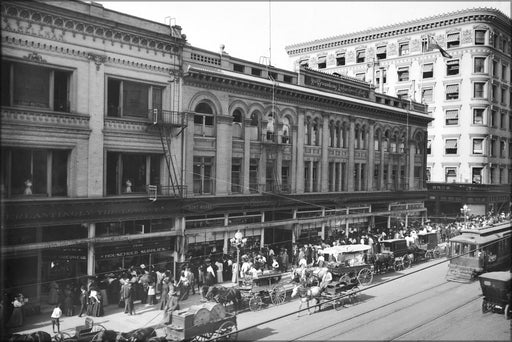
[
  {"xmin": 474, "ymin": 57, "xmax": 486, "ymax": 73},
  {"xmin": 421, "ymin": 88, "xmax": 433, "ymax": 103},
  {"xmin": 474, "ymin": 30, "xmax": 486, "ymax": 45},
  {"xmin": 445, "ymin": 167, "xmax": 457, "ymax": 183},
  {"xmin": 193, "ymin": 156, "xmax": 213, "ymax": 195},
  {"xmin": 446, "ymin": 32, "xmax": 460, "ymax": 48},
  {"xmin": 445, "ymin": 84, "xmax": 459, "ymax": 100},
  {"xmin": 397, "ymin": 67, "xmax": 409, "ymax": 82},
  {"xmin": 106, "ymin": 152, "xmax": 160, "ymax": 195},
  {"xmin": 194, "ymin": 102, "xmax": 214, "ymax": 136},
  {"xmin": 422, "ymin": 63, "xmax": 433, "ymax": 78},
  {"xmin": 399, "ymin": 42, "xmax": 409, "ymax": 56},
  {"xmin": 445, "ymin": 139, "xmax": 458, "ymax": 155},
  {"xmin": 446, "ymin": 60, "xmax": 459, "ymax": 76},
  {"xmin": 472, "ymin": 168, "xmax": 483, "ymax": 184},
  {"xmin": 107, "ymin": 78, "xmax": 162, "ymax": 118},
  {"xmin": 473, "ymin": 108, "xmax": 485, "ymax": 125},
  {"xmin": 231, "ymin": 158, "xmax": 242, "ymax": 193},
  {"xmin": 336, "ymin": 53, "xmax": 345, "ymax": 66},
  {"xmin": 472, "ymin": 138, "xmax": 484, "ymax": 154},
  {"xmin": 356, "ymin": 50, "xmax": 365, "ymax": 63},
  {"xmin": 1, "ymin": 61, "xmax": 71, "ymax": 112},
  {"xmin": 1, "ymin": 148, "xmax": 68, "ymax": 197},
  {"xmin": 376, "ymin": 46, "xmax": 387, "ymax": 60}
]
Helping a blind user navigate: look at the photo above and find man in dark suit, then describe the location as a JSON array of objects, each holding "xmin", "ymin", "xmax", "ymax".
[
  {"xmin": 77, "ymin": 287, "xmax": 88, "ymax": 317},
  {"xmin": 121, "ymin": 281, "xmax": 135, "ymax": 315}
]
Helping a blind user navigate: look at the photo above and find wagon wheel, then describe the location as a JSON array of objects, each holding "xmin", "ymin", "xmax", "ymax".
[
  {"xmin": 53, "ymin": 332, "xmax": 72, "ymax": 342},
  {"xmin": 191, "ymin": 332, "xmax": 214, "ymax": 342},
  {"xmin": 433, "ymin": 246, "xmax": 441, "ymax": 258},
  {"xmin": 505, "ymin": 304, "xmax": 510, "ymax": 320},
  {"xmin": 482, "ymin": 299, "xmax": 492, "ymax": 313},
  {"xmin": 212, "ymin": 320, "xmax": 238, "ymax": 341},
  {"xmin": 357, "ymin": 268, "xmax": 373, "ymax": 286},
  {"xmin": 424, "ymin": 250, "xmax": 432, "ymax": 260},
  {"xmin": 403, "ymin": 255, "xmax": 412, "ymax": 269},
  {"xmin": 393, "ymin": 259, "xmax": 402, "ymax": 272},
  {"xmin": 89, "ymin": 324, "xmax": 108, "ymax": 342},
  {"xmin": 249, "ymin": 294, "xmax": 262, "ymax": 311},
  {"xmin": 339, "ymin": 274, "xmax": 351, "ymax": 285},
  {"xmin": 270, "ymin": 284, "xmax": 286, "ymax": 305}
]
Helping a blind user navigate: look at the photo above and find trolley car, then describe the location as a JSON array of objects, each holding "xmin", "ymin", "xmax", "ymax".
[{"xmin": 446, "ymin": 220, "xmax": 511, "ymax": 282}]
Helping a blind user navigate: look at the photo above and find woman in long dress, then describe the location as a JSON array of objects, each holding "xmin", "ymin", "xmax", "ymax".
[
  {"xmin": 159, "ymin": 278, "xmax": 170, "ymax": 310},
  {"xmin": 48, "ymin": 281, "xmax": 60, "ymax": 305},
  {"xmin": 6, "ymin": 294, "xmax": 24, "ymax": 328}
]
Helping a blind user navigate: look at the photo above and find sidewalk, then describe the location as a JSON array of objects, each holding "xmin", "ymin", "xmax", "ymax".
[{"xmin": 7, "ymin": 280, "xmax": 240, "ymax": 338}]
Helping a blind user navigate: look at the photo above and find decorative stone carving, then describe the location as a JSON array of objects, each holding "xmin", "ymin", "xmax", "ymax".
[
  {"xmin": 461, "ymin": 29, "xmax": 472, "ymax": 44},
  {"xmin": 87, "ymin": 53, "xmax": 106, "ymax": 71},
  {"xmin": 327, "ymin": 53, "xmax": 335, "ymax": 66},
  {"xmin": 388, "ymin": 43, "xmax": 397, "ymax": 56},
  {"xmin": 411, "ymin": 39, "xmax": 421, "ymax": 52},
  {"xmin": 435, "ymin": 34, "xmax": 446, "ymax": 48},
  {"xmin": 489, "ymin": 31, "xmax": 495, "ymax": 46},
  {"xmin": 23, "ymin": 52, "xmax": 47, "ymax": 64},
  {"xmin": 346, "ymin": 50, "xmax": 355, "ymax": 63}
]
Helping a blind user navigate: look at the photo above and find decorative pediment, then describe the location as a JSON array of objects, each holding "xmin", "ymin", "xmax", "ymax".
[
  {"xmin": 473, "ymin": 24, "xmax": 489, "ymax": 30},
  {"xmin": 446, "ymin": 28, "xmax": 462, "ymax": 34},
  {"xmin": 23, "ymin": 52, "xmax": 47, "ymax": 64}
]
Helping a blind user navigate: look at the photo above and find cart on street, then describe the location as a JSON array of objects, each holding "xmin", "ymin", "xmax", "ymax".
[{"xmin": 478, "ymin": 271, "xmax": 511, "ymax": 320}]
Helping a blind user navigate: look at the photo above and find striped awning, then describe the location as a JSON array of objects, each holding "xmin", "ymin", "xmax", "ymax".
[
  {"xmin": 317, "ymin": 56, "xmax": 326, "ymax": 63},
  {"xmin": 445, "ymin": 139, "xmax": 458, "ymax": 148},
  {"xmin": 422, "ymin": 63, "xmax": 433, "ymax": 72},
  {"xmin": 446, "ymin": 84, "xmax": 459, "ymax": 93},
  {"xmin": 376, "ymin": 46, "xmax": 386, "ymax": 54},
  {"xmin": 446, "ymin": 59, "xmax": 459, "ymax": 65},
  {"xmin": 336, "ymin": 52, "xmax": 345, "ymax": 57},
  {"xmin": 446, "ymin": 110, "xmax": 458, "ymax": 119},
  {"xmin": 398, "ymin": 66, "xmax": 409, "ymax": 71},
  {"xmin": 446, "ymin": 33, "xmax": 460, "ymax": 42},
  {"xmin": 357, "ymin": 50, "xmax": 365, "ymax": 58}
]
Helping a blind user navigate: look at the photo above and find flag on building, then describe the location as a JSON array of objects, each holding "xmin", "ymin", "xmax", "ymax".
[{"xmin": 427, "ymin": 35, "xmax": 452, "ymax": 58}]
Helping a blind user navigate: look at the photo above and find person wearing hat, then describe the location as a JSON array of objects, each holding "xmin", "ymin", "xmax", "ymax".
[
  {"xmin": 120, "ymin": 279, "xmax": 135, "ymax": 315},
  {"xmin": 162, "ymin": 286, "xmax": 179, "ymax": 325}
]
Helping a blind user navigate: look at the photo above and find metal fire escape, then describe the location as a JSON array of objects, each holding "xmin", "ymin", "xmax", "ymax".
[{"xmin": 148, "ymin": 20, "xmax": 188, "ymax": 200}]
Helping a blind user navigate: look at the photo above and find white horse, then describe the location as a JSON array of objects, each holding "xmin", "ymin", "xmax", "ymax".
[{"xmin": 291, "ymin": 283, "xmax": 323, "ymax": 316}]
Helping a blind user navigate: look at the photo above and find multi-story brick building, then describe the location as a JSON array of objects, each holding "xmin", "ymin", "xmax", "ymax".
[
  {"xmin": 285, "ymin": 8, "xmax": 512, "ymax": 216},
  {"xmin": 1, "ymin": 0, "xmax": 430, "ymax": 303}
]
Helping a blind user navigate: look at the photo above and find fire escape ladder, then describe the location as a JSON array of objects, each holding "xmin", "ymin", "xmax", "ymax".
[{"xmin": 158, "ymin": 123, "xmax": 181, "ymax": 197}]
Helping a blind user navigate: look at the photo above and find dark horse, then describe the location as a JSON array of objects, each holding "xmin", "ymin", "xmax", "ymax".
[
  {"xmin": 95, "ymin": 328, "xmax": 156, "ymax": 342},
  {"xmin": 369, "ymin": 251, "xmax": 394, "ymax": 274},
  {"xmin": 8, "ymin": 332, "xmax": 52, "ymax": 342},
  {"xmin": 202, "ymin": 285, "xmax": 242, "ymax": 312}
]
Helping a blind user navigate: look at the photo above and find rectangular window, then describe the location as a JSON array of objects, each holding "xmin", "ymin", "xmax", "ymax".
[
  {"xmin": 106, "ymin": 152, "xmax": 160, "ymax": 195},
  {"xmin": 399, "ymin": 42, "xmax": 409, "ymax": 56},
  {"xmin": 492, "ymin": 60, "xmax": 498, "ymax": 77},
  {"xmin": 422, "ymin": 88, "xmax": 433, "ymax": 103},
  {"xmin": 233, "ymin": 64, "xmax": 244, "ymax": 73},
  {"xmin": 500, "ymin": 113, "xmax": 507, "ymax": 129},
  {"xmin": 445, "ymin": 109, "xmax": 459, "ymax": 125},
  {"xmin": 249, "ymin": 158, "xmax": 259, "ymax": 193},
  {"xmin": 317, "ymin": 56, "xmax": 326, "ymax": 69},
  {"xmin": 445, "ymin": 139, "xmax": 458, "ymax": 154},
  {"xmin": 2, "ymin": 148, "xmax": 69, "ymax": 197},
  {"xmin": 356, "ymin": 50, "xmax": 366, "ymax": 63},
  {"xmin": 421, "ymin": 37, "xmax": 429, "ymax": 53},
  {"xmin": 427, "ymin": 140, "xmax": 432, "ymax": 155},
  {"xmin": 446, "ymin": 84, "xmax": 459, "ymax": 100},
  {"xmin": 283, "ymin": 75, "xmax": 293, "ymax": 83},
  {"xmin": 473, "ymin": 108, "xmax": 484, "ymax": 125},
  {"xmin": 192, "ymin": 156, "xmax": 213, "ymax": 195},
  {"xmin": 231, "ymin": 158, "xmax": 242, "ymax": 193},
  {"xmin": 500, "ymin": 140, "xmax": 506, "ymax": 158},
  {"xmin": 396, "ymin": 89, "xmax": 409, "ymax": 99},
  {"xmin": 397, "ymin": 67, "xmax": 409, "ymax": 82},
  {"xmin": 474, "ymin": 57, "xmax": 486, "ymax": 73},
  {"xmin": 376, "ymin": 46, "xmax": 387, "ymax": 60},
  {"xmin": 2, "ymin": 61, "xmax": 71, "ymax": 112},
  {"xmin": 473, "ymin": 139, "xmax": 484, "ymax": 154},
  {"xmin": 491, "ymin": 110, "xmax": 498, "ymax": 127},
  {"xmin": 501, "ymin": 88, "xmax": 506, "ymax": 104},
  {"xmin": 376, "ymin": 69, "xmax": 387, "ymax": 84},
  {"xmin": 445, "ymin": 167, "xmax": 457, "ymax": 183},
  {"xmin": 472, "ymin": 168, "xmax": 483, "ymax": 184},
  {"xmin": 475, "ymin": 30, "xmax": 486, "ymax": 45},
  {"xmin": 312, "ymin": 161, "xmax": 319, "ymax": 192},
  {"xmin": 502, "ymin": 64, "xmax": 508, "ymax": 81},
  {"xmin": 446, "ymin": 32, "xmax": 460, "ymax": 48},
  {"xmin": 107, "ymin": 78, "xmax": 162, "ymax": 118},
  {"xmin": 336, "ymin": 53, "xmax": 345, "ymax": 66},
  {"xmin": 446, "ymin": 60, "xmax": 459, "ymax": 76},
  {"xmin": 422, "ymin": 63, "xmax": 434, "ymax": 78},
  {"xmin": 304, "ymin": 161, "xmax": 311, "ymax": 192},
  {"xmin": 474, "ymin": 82, "xmax": 486, "ymax": 98},
  {"xmin": 355, "ymin": 73, "xmax": 365, "ymax": 81},
  {"xmin": 491, "ymin": 85, "xmax": 498, "ymax": 102},
  {"xmin": 251, "ymin": 68, "xmax": 262, "ymax": 76},
  {"xmin": 490, "ymin": 139, "xmax": 497, "ymax": 157}
]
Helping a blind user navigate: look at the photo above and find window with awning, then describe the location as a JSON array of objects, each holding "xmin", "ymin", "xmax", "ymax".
[
  {"xmin": 376, "ymin": 46, "xmax": 387, "ymax": 60},
  {"xmin": 473, "ymin": 139, "xmax": 484, "ymax": 154},
  {"xmin": 397, "ymin": 67, "xmax": 409, "ymax": 81},
  {"xmin": 422, "ymin": 88, "xmax": 433, "ymax": 102},
  {"xmin": 445, "ymin": 139, "xmax": 458, "ymax": 154},
  {"xmin": 445, "ymin": 109, "xmax": 459, "ymax": 125},
  {"xmin": 317, "ymin": 55, "xmax": 327, "ymax": 69},
  {"xmin": 446, "ymin": 59, "xmax": 459, "ymax": 75},
  {"xmin": 446, "ymin": 84, "xmax": 459, "ymax": 100},
  {"xmin": 447, "ymin": 33, "xmax": 460, "ymax": 48},
  {"xmin": 475, "ymin": 30, "xmax": 486, "ymax": 45},
  {"xmin": 336, "ymin": 52, "xmax": 345, "ymax": 66},
  {"xmin": 356, "ymin": 50, "xmax": 365, "ymax": 63},
  {"xmin": 422, "ymin": 63, "xmax": 434, "ymax": 78}
]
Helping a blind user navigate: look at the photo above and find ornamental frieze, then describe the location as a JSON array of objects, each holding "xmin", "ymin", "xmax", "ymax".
[
  {"xmin": 388, "ymin": 43, "xmax": 397, "ymax": 56},
  {"xmin": 346, "ymin": 50, "xmax": 355, "ymax": 63},
  {"xmin": 411, "ymin": 39, "xmax": 421, "ymax": 53},
  {"xmin": 461, "ymin": 29, "xmax": 472, "ymax": 44},
  {"xmin": 2, "ymin": 109, "xmax": 90, "ymax": 129}
]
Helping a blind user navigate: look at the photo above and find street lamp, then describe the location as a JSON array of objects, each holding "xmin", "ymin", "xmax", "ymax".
[
  {"xmin": 230, "ymin": 230, "xmax": 247, "ymax": 285},
  {"xmin": 460, "ymin": 204, "xmax": 470, "ymax": 229}
]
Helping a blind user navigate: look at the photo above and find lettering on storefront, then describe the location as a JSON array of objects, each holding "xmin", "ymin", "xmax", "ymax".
[
  {"xmin": 183, "ymin": 201, "xmax": 214, "ymax": 213},
  {"xmin": 304, "ymin": 76, "xmax": 370, "ymax": 98},
  {"xmin": 98, "ymin": 246, "xmax": 168, "ymax": 260},
  {"xmin": 96, "ymin": 238, "xmax": 172, "ymax": 260}
]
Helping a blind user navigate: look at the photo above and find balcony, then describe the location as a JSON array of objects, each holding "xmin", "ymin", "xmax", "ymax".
[{"xmin": 150, "ymin": 109, "xmax": 187, "ymax": 127}]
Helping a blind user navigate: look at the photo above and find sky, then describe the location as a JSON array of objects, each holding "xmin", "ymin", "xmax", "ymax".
[{"xmin": 97, "ymin": 1, "xmax": 511, "ymax": 70}]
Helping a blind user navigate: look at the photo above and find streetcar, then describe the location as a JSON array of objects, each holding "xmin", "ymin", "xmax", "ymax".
[{"xmin": 446, "ymin": 220, "xmax": 511, "ymax": 282}]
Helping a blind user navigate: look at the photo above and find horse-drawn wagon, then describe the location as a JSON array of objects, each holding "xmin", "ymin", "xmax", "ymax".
[
  {"xmin": 238, "ymin": 270, "xmax": 289, "ymax": 311},
  {"xmin": 410, "ymin": 231, "xmax": 442, "ymax": 261},
  {"xmin": 318, "ymin": 245, "xmax": 373, "ymax": 286},
  {"xmin": 478, "ymin": 271, "xmax": 511, "ymax": 320},
  {"xmin": 374, "ymin": 238, "xmax": 412, "ymax": 272}
]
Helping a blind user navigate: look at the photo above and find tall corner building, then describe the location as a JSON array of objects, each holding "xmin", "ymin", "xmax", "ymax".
[{"xmin": 285, "ymin": 7, "xmax": 511, "ymax": 216}]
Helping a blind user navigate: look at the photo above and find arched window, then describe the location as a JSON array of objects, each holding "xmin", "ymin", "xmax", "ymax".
[
  {"xmin": 354, "ymin": 125, "xmax": 360, "ymax": 149},
  {"xmin": 194, "ymin": 102, "xmax": 214, "ymax": 136},
  {"xmin": 266, "ymin": 112, "xmax": 275, "ymax": 141},
  {"xmin": 383, "ymin": 131, "xmax": 390, "ymax": 152},
  {"xmin": 374, "ymin": 129, "xmax": 381, "ymax": 151},
  {"xmin": 249, "ymin": 111, "xmax": 261, "ymax": 141},
  {"xmin": 305, "ymin": 118, "xmax": 311, "ymax": 145},
  {"xmin": 282, "ymin": 116, "xmax": 290, "ymax": 144},
  {"xmin": 232, "ymin": 109, "xmax": 243, "ymax": 139},
  {"xmin": 232, "ymin": 109, "xmax": 242, "ymax": 123},
  {"xmin": 390, "ymin": 133, "xmax": 397, "ymax": 153}
]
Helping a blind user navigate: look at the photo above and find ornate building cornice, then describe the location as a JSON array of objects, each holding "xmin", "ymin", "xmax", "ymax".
[
  {"xmin": 286, "ymin": 8, "xmax": 511, "ymax": 56},
  {"xmin": 1, "ymin": 108, "xmax": 90, "ymax": 130}
]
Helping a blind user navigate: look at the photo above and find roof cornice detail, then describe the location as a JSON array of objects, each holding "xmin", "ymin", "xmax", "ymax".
[{"xmin": 286, "ymin": 8, "xmax": 511, "ymax": 56}]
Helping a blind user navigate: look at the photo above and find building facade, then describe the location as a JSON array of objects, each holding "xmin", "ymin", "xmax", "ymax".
[
  {"xmin": 285, "ymin": 8, "xmax": 512, "ymax": 216},
  {"xmin": 2, "ymin": 0, "xmax": 430, "ymax": 304}
]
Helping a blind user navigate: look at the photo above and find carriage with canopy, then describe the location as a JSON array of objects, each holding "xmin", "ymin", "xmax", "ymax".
[
  {"xmin": 318, "ymin": 245, "xmax": 373, "ymax": 286},
  {"xmin": 238, "ymin": 270, "xmax": 289, "ymax": 311}
]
